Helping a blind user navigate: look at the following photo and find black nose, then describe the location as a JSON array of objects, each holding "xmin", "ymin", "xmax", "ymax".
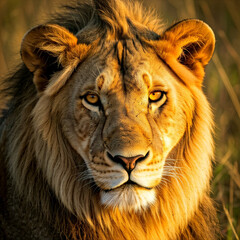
[{"xmin": 107, "ymin": 152, "xmax": 149, "ymax": 172}]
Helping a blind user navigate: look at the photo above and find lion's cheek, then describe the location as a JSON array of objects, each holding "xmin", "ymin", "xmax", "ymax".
[{"xmin": 158, "ymin": 116, "xmax": 186, "ymax": 155}]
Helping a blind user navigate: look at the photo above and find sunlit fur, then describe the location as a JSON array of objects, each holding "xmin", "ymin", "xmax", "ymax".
[{"xmin": 0, "ymin": 0, "xmax": 219, "ymax": 239}]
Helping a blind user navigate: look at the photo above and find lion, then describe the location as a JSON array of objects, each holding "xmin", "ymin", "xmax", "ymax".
[{"xmin": 0, "ymin": 0, "xmax": 220, "ymax": 239}]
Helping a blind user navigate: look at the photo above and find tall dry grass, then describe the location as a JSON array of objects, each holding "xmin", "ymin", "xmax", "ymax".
[{"xmin": 0, "ymin": 0, "xmax": 239, "ymax": 239}]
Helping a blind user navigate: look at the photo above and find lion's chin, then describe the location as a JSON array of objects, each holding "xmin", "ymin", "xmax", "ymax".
[{"xmin": 100, "ymin": 184, "xmax": 156, "ymax": 212}]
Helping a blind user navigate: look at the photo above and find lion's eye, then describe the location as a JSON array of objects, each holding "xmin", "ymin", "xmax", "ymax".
[
  {"xmin": 149, "ymin": 91, "xmax": 165, "ymax": 103},
  {"xmin": 84, "ymin": 93, "xmax": 100, "ymax": 106}
]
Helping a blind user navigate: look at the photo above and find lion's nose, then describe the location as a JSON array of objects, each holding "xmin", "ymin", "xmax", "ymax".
[{"xmin": 107, "ymin": 152, "xmax": 149, "ymax": 172}]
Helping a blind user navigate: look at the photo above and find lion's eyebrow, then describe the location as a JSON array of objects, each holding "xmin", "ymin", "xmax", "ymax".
[
  {"xmin": 151, "ymin": 81, "xmax": 169, "ymax": 91},
  {"xmin": 80, "ymin": 84, "xmax": 97, "ymax": 94}
]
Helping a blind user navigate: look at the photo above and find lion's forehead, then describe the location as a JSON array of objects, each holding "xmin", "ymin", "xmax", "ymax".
[
  {"xmin": 99, "ymin": 40, "xmax": 154, "ymax": 91},
  {"xmin": 75, "ymin": 39, "xmax": 173, "ymax": 97}
]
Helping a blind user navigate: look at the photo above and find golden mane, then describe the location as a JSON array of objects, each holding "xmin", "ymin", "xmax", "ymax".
[{"xmin": 0, "ymin": 0, "xmax": 219, "ymax": 239}]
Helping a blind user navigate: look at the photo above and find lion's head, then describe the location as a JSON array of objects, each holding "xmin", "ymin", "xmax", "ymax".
[{"xmin": 1, "ymin": 0, "xmax": 219, "ymax": 239}]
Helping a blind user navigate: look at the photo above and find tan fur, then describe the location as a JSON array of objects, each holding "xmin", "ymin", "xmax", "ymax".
[{"xmin": 0, "ymin": 0, "xmax": 220, "ymax": 239}]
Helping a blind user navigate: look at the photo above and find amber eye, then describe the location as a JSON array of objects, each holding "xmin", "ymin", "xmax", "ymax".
[
  {"xmin": 149, "ymin": 91, "xmax": 164, "ymax": 102},
  {"xmin": 84, "ymin": 93, "xmax": 100, "ymax": 106}
]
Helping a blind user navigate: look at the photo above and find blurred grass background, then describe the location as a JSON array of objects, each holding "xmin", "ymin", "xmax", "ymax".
[{"xmin": 0, "ymin": 0, "xmax": 239, "ymax": 239}]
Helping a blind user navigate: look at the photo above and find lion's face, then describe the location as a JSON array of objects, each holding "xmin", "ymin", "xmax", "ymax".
[
  {"xmin": 59, "ymin": 40, "xmax": 193, "ymax": 211},
  {"xmin": 20, "ymin": 18, "xmax": 214, "ymax": 214}
]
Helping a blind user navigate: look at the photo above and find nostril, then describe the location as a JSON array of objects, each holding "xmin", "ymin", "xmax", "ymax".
[{"xmin": 107, "ymin": 151, "xmax": 149, "ymax": 172}]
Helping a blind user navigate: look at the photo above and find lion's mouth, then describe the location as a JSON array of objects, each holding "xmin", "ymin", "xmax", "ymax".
[{"xmin": 104, "ymin": 179, "xmax": 153, "ymax": 192}]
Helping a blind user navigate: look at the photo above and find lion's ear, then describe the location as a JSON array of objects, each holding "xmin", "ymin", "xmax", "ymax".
[
  {"xmin": 155, "ymin": 19, "xmax": 215, "ymax": 87},
  {"xmin": 21, "ymin": 24, "xmax": 90, "ymax": 92}
]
